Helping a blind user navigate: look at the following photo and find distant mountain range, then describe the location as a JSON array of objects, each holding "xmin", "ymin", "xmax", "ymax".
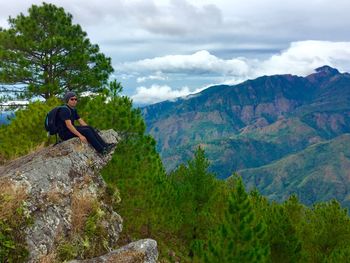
[{"xmin": 142, "ymin": 65, "xmax": 350, "ymax": 207}]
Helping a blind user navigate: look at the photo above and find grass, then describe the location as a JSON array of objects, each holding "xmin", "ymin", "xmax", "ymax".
[
  {"xmin": 0, "ymin": 179, "xmax": 32, "ymax": 262},
  {"xmin": 71, "ymin": 191, "xmax": 96, "ymax": 234},
  {"xmin": 56, "ymin": 187, "xmax": 117, "ymax": 261}
]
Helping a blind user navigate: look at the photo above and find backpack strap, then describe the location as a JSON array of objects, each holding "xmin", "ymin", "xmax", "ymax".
[
  {"xmin": 62, "ymin": 104, "xmax": 72, "ymax": 117},
  {"xmin": 53, "ymin": 133, "xmax": 63, "ymax": 146}
]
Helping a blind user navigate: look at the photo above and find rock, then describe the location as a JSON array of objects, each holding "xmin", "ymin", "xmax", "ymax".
[
  {"xmin": 68, "ymin": 239, "xmax": 158, "ymax": 263},
  {"xmin": 0, "ymin": 130, "xmax": 122, "ymax": 262}
]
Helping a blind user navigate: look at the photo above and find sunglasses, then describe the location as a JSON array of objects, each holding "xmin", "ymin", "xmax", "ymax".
[{"xmin": 69, "ymin": 98, "xmax": 78, "ymax": 101}]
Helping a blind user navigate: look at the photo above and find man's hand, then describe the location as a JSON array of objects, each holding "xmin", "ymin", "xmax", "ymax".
[
  {"xmin": 79, "ymin": 135, "xmax": 88, "ymax": 143},
  {"xmin": 78, "ymin": 118, "xmax": 88, "ymax": 126},
  {"xmin": 65, "ymin": 120, "xmax": 87, "ymax": 143}
]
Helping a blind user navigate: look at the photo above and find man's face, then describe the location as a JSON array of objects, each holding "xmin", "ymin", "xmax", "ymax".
[{"xmin": 67, "ymin": 97, "xmax": 78, "ymax": 107}]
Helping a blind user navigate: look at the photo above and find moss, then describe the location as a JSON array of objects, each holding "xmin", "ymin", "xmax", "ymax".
[
  {"xmin": 85, "ymin": 208, "xmax": 104, "ymax": 237},
  {"xmin": 81, "ymin": 206, "xmax": 109, "ymax": 258},
  {"xmin": 56, "ymin": 241, "xmax": 79, "ymax": 261},
  {"xmin": 104, "ymin": 184, "xmax": 121, "ymax": 209}
]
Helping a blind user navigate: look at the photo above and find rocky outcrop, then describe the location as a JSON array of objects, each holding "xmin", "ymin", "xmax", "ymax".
[
  {"xmin": 68, "ymin": 239, "xmax": 158, "ymax": 263},
  {"xmin": 0, "ymin": 129, "xmax": 158, "ymax": 262}
]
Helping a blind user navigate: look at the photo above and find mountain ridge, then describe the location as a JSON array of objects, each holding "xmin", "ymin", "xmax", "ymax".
[
  {"xmin": 239, "ymin": 133, "xmax": 350, "ymax": 207},
  {"xmin": 142, "ymin": 65, "xmax": 350, "ymax": 207}
]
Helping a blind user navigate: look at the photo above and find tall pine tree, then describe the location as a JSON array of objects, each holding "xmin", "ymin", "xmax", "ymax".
[
  {"xmin": 168, "ymin": 147, "xmax": 219, "ymax": 261},
  {"xmin": 202, "ymin": 174, "xmax": 269, "ymax": 263},
  {"xmin": 0, "ymin": 3, "xmax": 113, "ymax": 100}
]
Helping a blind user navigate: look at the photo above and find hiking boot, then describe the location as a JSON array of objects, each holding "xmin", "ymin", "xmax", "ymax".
[
  {"xmin": 100, "ymin": 148, "xmax": 110, "ymax": 156},
  {"xmin": 105, "ymin": 143, "xmax": 116, "ymax": 150},
  {"xmin": 101, "ymin": 143, "xmax": 116, "ymax": 155}
]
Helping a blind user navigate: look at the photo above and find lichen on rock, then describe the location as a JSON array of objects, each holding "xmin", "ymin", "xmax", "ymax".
[{"xmin": 0, "ymin": 129, "xmax": 158, "ymax": 262}]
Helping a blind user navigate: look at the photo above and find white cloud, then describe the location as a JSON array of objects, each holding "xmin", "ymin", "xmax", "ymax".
[
  {"xmin": 136, "ymin": 72, "xmax": 168, "ymax": 83},
  {"xmin": 131, "ymin": 84, "xmax": 205, "ymax": 104},
  {"xmin": 221, "ymin": 41, "xmax": 350, "ymax": 82},
  {"xmin": 122, "ymin": 40, "xmax": 350, "ymax": 79},
  {"xmin": 120, "ymin": 50, "xmax": 251, "ymax": 76},
  {"xmin": 128, "ymin": 40, "xmax": 350, "ymax": 104},
  {"xmin": 256, "ymin": 41, "xmax": 350, "ymax": 76}
]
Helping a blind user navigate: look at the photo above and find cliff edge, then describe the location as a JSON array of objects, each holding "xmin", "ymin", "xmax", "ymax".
[{"xmin": 0, "ymin": 129, "xmax": 158, "ymax": 262}]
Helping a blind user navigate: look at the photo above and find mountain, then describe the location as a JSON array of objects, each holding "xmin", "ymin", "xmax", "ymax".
[
  {"xmin": 239, "ymin": 134, "xmax": 350, "ymax": 207},
  {"xmin": 142, "ymin": 65, "xmax": 350, "ymax": 205}
]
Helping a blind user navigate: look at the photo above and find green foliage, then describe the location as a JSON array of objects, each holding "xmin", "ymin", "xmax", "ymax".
[
  {"xmin": 78, "ymin": 81, "xmax": 145, "ymax": 135},
  {"xmin": 57, "ymin": 199, "xmax": 110, "ymax": 261},
  {"xmin": 299, "ymin": 200, "xmax": 350, "ymax": 262},
  {"xmin": 249, "ymin": 192, "xmax": 350, "ymax": 263},
  {"xmin": 77, "ymin": 87, "xmax": 171, "ymax": 250},
  {"xmin": 0, "ymin": 219, "xmax": 30, "ymax": 263},
  {"xmin": 202, "ymin": 174, "xmax": 269, "ymax": 263},
  {"xmin": 56, "ymin": 241, "xmax": 78, "ymax": 261},
  {"xmin": 168, "ymin": 147, "xmax": 219, "ymax": 260},
  {"xmin": 240, "ymin": 134, "xmax": 350, "ymax": 209},
  {"xmin": 101, "ymin": 134, "xmax": 169, "ymax": 239},
  {"xmin": 324, "ymin": 245, "xmax": 350, "ymax": 262},
  {"xmin": 249, "ymin": 192, "xmax": 302, "ymax": 263},
  {"xmin": 266, "ymin": 204, "xmax": 302, "ymax": 262},
  {"xmin": 0, "ymin": 2, "xmax": 113, "ymax": 100},
  {"xmin": 2, "ymin": 73, "xmax": 350, "ymax": 263},
  {"xmin": 0, "ymin": 186, "xmax": 32, "ymax": 263},
  {"xmin": 0, "ymin": 97, "xmax": 61, "ymax": 162},
  {"xmin": 82, "ymin": 206, "xmax": 109, "ymax": 258}
]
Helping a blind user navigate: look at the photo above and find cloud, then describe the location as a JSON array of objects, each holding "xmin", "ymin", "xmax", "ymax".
[
  {"xmin": 120, "ymin": 50, "xmax": 251, "ymax": 76},
  {"xmin": 131, "ymin": 84, "xmax": 205, "ymax": 104},
  {"xmin": 3, "ymin": 0, "xmax": 350, "ymax": 66},
  {"xmin": 122, "ymin": 40, "xmax": 350, "ymax": 78},
  {"xmin": 257, "ymin": 41, "xmax": 350, "ymax": 76},
  {"xmin": 3, "ymin": 2, "xmax": 350, "ymax": 105},
  {"xmin": 128, "ymin": 40, "xmax": 350, "ymax": 104},
  {"xmin": 136, "ymin": 0, "xmax": 222, "ymax": 36},
  {"xmin": 0, "ymin": 0, "xmax": 222, "ymax": 35},
  {"xmin": 136, "ymin": 72, "xmax": 168, "ymax": 83},
  {"xmin": 219, "ymin": 41, "xmax": 350, "ymax": 82}
]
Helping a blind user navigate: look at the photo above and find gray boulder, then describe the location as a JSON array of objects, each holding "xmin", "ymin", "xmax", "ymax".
[
  {"xmin": 68, "ymin": 239, "xmax": 158, "ymax": 263},
  {"xmin": 0, "ymin": 129, "xmax": 158, "ymax": 263}
]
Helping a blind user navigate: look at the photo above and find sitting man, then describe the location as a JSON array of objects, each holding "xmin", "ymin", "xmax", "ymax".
[{"xmin": 57, "ymin": 91, "xmax": 115, "ymax": 155}]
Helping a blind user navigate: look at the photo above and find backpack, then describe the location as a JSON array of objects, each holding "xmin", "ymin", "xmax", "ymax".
[{"xmin": 44, "ymin": 105, "xmax": 71, "ymax": 136}]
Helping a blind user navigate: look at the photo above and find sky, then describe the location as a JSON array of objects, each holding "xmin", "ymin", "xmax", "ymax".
[{"xmin": 1, "ymin": 0, "xmax": 350, "ymax": 105}]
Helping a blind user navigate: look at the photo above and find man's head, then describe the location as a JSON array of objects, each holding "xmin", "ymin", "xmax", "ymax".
[{"xmin": 64, "ymin": 91, "xmax": 78, "ymax": 107}]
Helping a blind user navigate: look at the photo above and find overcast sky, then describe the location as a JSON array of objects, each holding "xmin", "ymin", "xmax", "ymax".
[{"xmin": 1, "ymin": 0, "xmax": 350, "ymax": 105}]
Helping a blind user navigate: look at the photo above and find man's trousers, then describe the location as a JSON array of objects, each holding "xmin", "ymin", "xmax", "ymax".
[{"xmin": 59, "ymin": 126, "xmax": 108, "ymax": 153}]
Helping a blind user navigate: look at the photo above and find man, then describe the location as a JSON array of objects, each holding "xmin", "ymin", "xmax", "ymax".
[{"xmin": 57, "ymin": 91, "xmax": 115, "ymax": 155}]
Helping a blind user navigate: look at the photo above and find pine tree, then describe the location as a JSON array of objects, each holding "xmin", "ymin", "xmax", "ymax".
[
  {"xmin": 0, "ymin": 97, "xmax": 61, "ymax": 161},
  {"xmin": 202, "ymin": 174, "xmax": 269, "ymax": 263},
  {"xmin": 0, "ymin": 3, "xmax": 113, "ymax": 100},
  {"xmin": 300, "ymin": 200, "xmax": 350, "ymax": 262},
  {"xmin": 324, "ymin": 245, "xmax": 350, "ymax": 262},
  {"xmin": 250, "ymin": 191, "xmax": 302, "ymax": 263},
  {"xmin": 267, "ymin": 204, "xmax": 302, "ymax": 262},
  {"xmin": 168, "ymin": 147, "xmax": 219, "ymax": 261},
  {"xmin": 78, "ymin": 85, "xmax": 173, "ymax": 247},
  {"xmin": 78, "ymin": 81, "xmax": 145, "ymax": 135}
]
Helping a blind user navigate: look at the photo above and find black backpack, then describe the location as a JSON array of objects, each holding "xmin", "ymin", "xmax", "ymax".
[{"xmin": 44, "ymin": 105, "xmax": 71, "ymax": 136}]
